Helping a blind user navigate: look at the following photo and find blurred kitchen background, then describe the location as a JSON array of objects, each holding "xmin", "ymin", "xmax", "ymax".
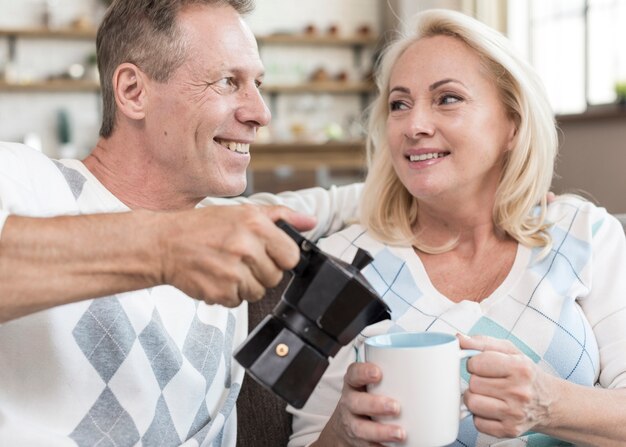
[{"xmin": 0, "ymin": 0, "xmax": 624, "ymax": 211}]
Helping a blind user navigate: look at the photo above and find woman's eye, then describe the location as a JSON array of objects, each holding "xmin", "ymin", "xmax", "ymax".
[
  {"xmin": 389, "ymin": 100, "xmax": 408, "ymax": 111},
  {"xmin": 439, "ymin": 94, "xmax": 462, "ymax": 105}
]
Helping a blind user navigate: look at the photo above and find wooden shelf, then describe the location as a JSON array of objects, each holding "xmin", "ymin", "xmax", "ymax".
[
  {"xmin": 256, "ymin": 34, "xmax": 378, "ymax": 47},
  {"xmin": 262, "ymin": 81, "xmax": 374, "ymax": 94},
  {"xmin": 250, "ymin": 141, "xmax": 366, "ymax": 170},
  {"xmin": 0, "ymin": 79, "xmax": 100, "ymax": 93},
  {"xmin": 0, "ymin": 27, "xmax": 97, "ymax": 40},
  {"xmin": 556, "ymin": 103, "xmax": 626, "ymax": 124}
]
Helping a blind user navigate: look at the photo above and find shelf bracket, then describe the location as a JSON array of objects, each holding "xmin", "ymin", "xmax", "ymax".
[
  {"xmin": 353, "ymin": 44, "xmax": 364, "ymax": 68},
  {"xmin": 7, "ymin": 35, "xmax": 16, "ymax": 62}
]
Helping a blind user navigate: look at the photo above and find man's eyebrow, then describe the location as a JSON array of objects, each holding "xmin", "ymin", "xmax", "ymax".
[
  {"xmin": 429, "ymin": 78, "xmax": 465, "ymax": 91},
  {"xmin": 215, "ymin": 67, "xmax": 266, "ymax": 79}
]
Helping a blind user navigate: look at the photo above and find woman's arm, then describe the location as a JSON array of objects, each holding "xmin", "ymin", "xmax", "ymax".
[
  {"xmin": 460, "ymin": 211, "xmax": 626, "ymax": 445},
  {"xmin": 460, "ymin": 335, "xmax": 626, "ymax": 446}
]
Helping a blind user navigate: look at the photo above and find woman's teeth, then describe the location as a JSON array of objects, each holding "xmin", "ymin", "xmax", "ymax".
[
  {"xmin": 218, "ymin": 140, "xmax": 250, "ymax": 154},
  {"xmin": 409, "ymin": 152, "xmax": 447, "ymax": 162}
]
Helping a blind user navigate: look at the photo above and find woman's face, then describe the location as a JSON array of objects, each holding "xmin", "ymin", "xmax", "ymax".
[{"xmin": 386, "ymin": 35, "xmax": 516, "ymax": 205}]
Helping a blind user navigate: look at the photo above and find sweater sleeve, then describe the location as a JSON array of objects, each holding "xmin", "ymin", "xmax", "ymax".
[
  {"xmin": 0, "ymin": 212, "xmax": 8, "ymax": 242},
  {"xmin": 578, "ymin": 209, "xmax": 626, "ymax": 389},
  {"xmin": 199, "ymin": 183, "xmax": 363, "ymax": 241}
]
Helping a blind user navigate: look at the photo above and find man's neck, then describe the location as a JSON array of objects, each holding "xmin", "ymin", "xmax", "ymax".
[{"xmin": 83, "ymin": 137, "xmax": 200, "ymax": 211}]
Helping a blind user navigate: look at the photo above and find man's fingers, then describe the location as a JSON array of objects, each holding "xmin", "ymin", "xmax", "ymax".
[
  {"xmin": 162, "ymin": 204, "xmax": 316, "ymax": 306},
  {"xmin": 260, "ymin": 207, "xmax": 314, "ymax": 272},
  {"xmin": 236, "ymin": 266, "xmax": 266, "ymax": 303},
  {"xmin": 262, "ymin": 205, "xmax": 317, "ymax": 233}
]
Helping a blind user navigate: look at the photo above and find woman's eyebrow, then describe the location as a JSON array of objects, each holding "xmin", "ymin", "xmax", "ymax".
[
  {"xmin": 389, "ymin": 78, "xmax": 466, "ymax": 95},
  {"xmin": 429, "ymin": 78, "xmax": 465, "ymax": 91},
  {"xmin": 389, "ymin": 86, "xmax": 411, "ymax": 95}
]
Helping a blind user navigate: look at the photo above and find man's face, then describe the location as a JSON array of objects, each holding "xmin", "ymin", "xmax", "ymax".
[{"xmin": 144, "ymin": 4, "xmax": 270, "ymax": 199}]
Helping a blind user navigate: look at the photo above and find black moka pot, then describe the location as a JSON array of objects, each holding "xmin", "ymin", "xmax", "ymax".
[{"xmin": 234, "ymin": 220, "xmax": 391, "ymax": 409}]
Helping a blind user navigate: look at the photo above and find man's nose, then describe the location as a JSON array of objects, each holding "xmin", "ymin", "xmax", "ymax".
[{"xmin": 238, "ymin": 85, "xmax": 271, "ymax": 127}]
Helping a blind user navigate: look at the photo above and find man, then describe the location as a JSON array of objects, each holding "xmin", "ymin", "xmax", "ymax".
[{"xmin": 0, "ymin": 0, "xmax": 360, "ymax": 445}]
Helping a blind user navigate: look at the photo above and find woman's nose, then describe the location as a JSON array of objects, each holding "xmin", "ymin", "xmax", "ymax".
[{"xmin": 404, "ymin": 104, "xmax": 435, "ymax": 139}]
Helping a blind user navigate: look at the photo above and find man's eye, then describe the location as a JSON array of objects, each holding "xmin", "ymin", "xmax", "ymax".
[
  {"xmin": 215, "ymin": 77, "xmax": 236, "ymax": 88},
  {"xmin": 207, "ymin": 77, "xmax": 237, "ymax": 93}
]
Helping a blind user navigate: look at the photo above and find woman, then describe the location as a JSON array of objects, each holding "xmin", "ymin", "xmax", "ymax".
[{"xmin": 288, "ymin": 9, "xmax": 626, "ymax": 447}]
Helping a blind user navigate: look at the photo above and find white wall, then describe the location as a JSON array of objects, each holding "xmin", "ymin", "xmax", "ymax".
[
  {"xmin": 246, "ymin": 0, "xmax": 380, "ymax": 36},
  {"xmin": 0, "ymin": 0, "xmax": 382, "ymax": 157},
  {"xmin": 0, "ymin": 0, "xmax": 106, "ymax": 157},
  {"xmin": 245, "ymin": 0, "xmax": 381, "ymax": 143}
]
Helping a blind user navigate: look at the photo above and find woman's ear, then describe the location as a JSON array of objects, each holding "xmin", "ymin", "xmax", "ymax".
[
  {"xmin": 112, "ymin": 63, "xmax": 147, "ymax": 121},
  {"xmin": 505, "ymin": 118, "xmax": 519, "ymax": 152}
]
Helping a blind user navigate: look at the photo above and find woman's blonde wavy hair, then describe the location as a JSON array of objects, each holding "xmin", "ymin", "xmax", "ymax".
[{"xmin": 361, "ymin": 9, "xmax": 557, "ymax": 255}]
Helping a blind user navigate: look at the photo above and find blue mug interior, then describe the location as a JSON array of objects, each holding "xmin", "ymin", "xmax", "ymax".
[{"xmin": 365, "ymin": 332, "xmax": 456, "ymax": 349}]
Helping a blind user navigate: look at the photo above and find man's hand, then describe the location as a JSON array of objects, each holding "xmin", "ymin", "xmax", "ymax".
[{"xmin": 158, "ymin": 204, "xmax": 316, "ymax": 307}]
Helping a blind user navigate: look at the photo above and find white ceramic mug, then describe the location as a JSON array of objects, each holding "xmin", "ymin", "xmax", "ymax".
[{"xmin": 364, "ymin": 331, "xmax": 478, "ymax": 447}]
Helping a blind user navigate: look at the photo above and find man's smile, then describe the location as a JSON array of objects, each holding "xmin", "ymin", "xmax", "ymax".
[{"xmin": 215, "ymin": 138, "xmax": 250, "ymax": 154}]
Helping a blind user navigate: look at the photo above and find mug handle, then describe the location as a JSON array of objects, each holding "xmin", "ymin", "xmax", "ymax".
[
  {"xmin": 459, "ymin": 349, "xmax": 480, "ymax": 360},
  {"xmin": 459, "ymin": 349, "xmax": 480, "ymax": 419}
]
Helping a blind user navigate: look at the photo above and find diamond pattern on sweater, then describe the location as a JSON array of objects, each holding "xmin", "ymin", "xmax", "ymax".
[
  {"xmin": 138, "ymin": 309, "xmax": 183, "ymax": 390},
  {"xmin": 69, "ymin": 387, "xmax": 140, "ymax": 447},
  {"xmin": 72, "ymin": 297, "xmax": 136, "ymax": 382}
]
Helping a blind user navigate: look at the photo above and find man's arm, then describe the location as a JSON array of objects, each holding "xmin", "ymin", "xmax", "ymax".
[{"xmin": 0, "ymin": 205, "xmax": 315, "ymax": 323}]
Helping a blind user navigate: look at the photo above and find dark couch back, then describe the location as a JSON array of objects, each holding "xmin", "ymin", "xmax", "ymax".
[{"xmin": 236, "ymin": 275, "xmax": 292, "ymax": 447}]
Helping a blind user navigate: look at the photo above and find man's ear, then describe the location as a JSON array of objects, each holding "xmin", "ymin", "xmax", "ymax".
[{"xmin": 113, "ymin": 63, "xmax": 147, "ymax": 121}]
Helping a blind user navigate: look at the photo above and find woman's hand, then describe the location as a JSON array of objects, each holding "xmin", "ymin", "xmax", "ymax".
[
  {"xmin": 459, "ymin": 334, "xmax": 556, "ymax": 438},
  {"xmin": 314, "ymin": 362, "xmax": 405, "ymax": 447}
]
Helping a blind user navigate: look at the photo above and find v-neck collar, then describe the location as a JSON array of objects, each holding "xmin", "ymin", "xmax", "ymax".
[{"xmin": 387, "ymin": 243, "xmax": 531, "ymax": 311}]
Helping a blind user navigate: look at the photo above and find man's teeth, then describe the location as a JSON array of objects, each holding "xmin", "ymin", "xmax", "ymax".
[
  {"xmin": 409, "ymin": 152, "xmax": 446, "ymax": 162},
  {"xmin": 220, "ymin": 140, "xmax": 250, "ymax": 154}
]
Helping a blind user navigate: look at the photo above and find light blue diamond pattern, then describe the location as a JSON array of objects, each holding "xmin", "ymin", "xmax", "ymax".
[
  {"xmin": 531, "ymin": 225, "xmax": 591, "ymax": 296},
  {"xmin": 363, "ymin": 247, "xmax": 423, "ymax": 320},
  {"xmin": 543, "ymin": 299, "xmax": 598, "ymax": 385}
]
